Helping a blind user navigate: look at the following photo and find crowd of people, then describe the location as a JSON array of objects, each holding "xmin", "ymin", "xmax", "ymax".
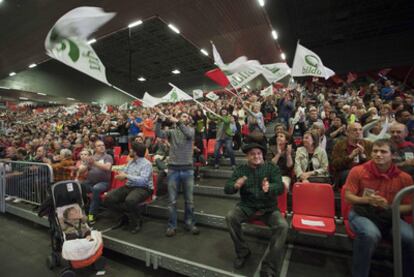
[{"xmin": 1, "ymin": 76, "xmax": 414, "ymax": 277}]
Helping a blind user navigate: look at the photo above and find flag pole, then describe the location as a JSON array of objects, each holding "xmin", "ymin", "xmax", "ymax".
[{"xmin": 168, "ymin": 83, "xmax": 221, "ymax": 117}]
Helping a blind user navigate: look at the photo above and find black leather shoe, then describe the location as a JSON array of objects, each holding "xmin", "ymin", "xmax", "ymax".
[{"xmin": 233, "ymin": 250, "xmax": 251, "ymax": 269}]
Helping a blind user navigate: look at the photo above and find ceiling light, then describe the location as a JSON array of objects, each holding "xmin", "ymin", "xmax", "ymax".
[
  {"xmin": 200, "ymin": 49, "xmax": 209, "ymax": 56},
  {"xmin": 272, "ymin": 30, "xmax": 278, "ymax": 40},
  {"xmin": 66, "ymin": 97, "xmax": 75, "ymax": 101},
  {"xmin": 138, "ymin": 77, "xmax": 146, "ymax": 82},
  {"xmin": 87, "ymin": 38, "xmax": 96, "ymax": 45},
  {"xmin": 281, "ymin": 53, "xmax": 286, "ymax": 60},
  {"xmin": 172, "ymin": 69, "xmax": 181, "ymax": 74},
  {"xmin": 19, "ymin": 97, "xmax": 29, "ymax": 100},
  {"xmin": 91, "ymin": 101, "xmax": 98, "ymax": 105},
  {"xmin": 36, "ymin": 92, "xmax": 46, "ymax": 96},
  {"xmin": 128, "ymin": 20, "xmax": 143, "ymax": 28},
  {"xmin": 0, "ymin": 0, "xmax": 3, "ymax": 4},
  {"xmin": 28, "ymin": 63, "xmax": 37, "ymax": 68},
  {"xmin": 258, "ymin": 0, "xmax": 265, "ymax": 7},
  {"xmin": 168, "ymin": 24, "xmax": 180, "ymax": 34},
  {"xmin": 9, "ymin": 72, "xmax": 16, "ymax": 76}
]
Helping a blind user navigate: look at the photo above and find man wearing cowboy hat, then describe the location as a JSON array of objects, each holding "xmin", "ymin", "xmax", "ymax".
[{"xmin": 225, "ymin": 143, "xmax": 288, "ymax": 277}]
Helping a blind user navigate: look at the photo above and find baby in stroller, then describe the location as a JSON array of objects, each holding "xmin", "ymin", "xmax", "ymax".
[
  {"xmin": 42, "ymin": 180, "xmax": 105, "ymax": 276},
  {"xmin": 61, "ymin": 206, "xmax": 92, "ymax": 241}
]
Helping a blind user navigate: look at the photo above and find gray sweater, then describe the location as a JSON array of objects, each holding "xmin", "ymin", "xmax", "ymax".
[{"xmin": 155, "ymin": 121, "xmax": 194, "ymax": 170}]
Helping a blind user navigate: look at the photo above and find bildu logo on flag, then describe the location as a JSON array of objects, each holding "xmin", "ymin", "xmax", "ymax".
[
  {"xmin": 291, "ymin": 43, "xmax": 334, "ymax": 80},
  {"xmin": 45, "ymin": 7, "xmax": 115, "ymax": 85},
  {"xmin": 206, "ymin": 92, "xmax": 219, "ymax": 101},
  {"xmin": 169, "ymin": 89, "xmax": 179, "ymax": 102}
]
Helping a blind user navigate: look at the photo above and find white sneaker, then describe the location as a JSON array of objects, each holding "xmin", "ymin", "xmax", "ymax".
[
  {"xmin": 5, "ymin": 196, "xmax": 14, "ymax": 201},
  {"xmin": 13, "ymin": 198, "xmax": 22, "ymax": 203}
]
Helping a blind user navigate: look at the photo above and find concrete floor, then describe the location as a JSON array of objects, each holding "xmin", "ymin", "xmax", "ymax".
[{"xmin": 0, "ymin": 213, "xmax": 183, "ymax": 277}]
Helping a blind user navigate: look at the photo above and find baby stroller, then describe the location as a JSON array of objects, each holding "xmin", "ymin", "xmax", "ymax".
[{"xmin": 45, "ymin": 180, "xmax": 105, "ymax": 277}]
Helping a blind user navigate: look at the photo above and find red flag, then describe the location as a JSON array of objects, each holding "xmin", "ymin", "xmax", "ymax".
[
  {"xmin": 205, "ymin": 68, "xmax": 230, "ymax": 87},
  {"xmin": 331, "ymin": 75, "xmax": 344, "ymax": 84},
  {"xmin": 347, "ymin": 72, "xmax": 357, "ymax": 83},
  {"xmin": 378, "ymin": 68, "xmax": 391, "ymax": 77},
  {"xmin": 131, "ymin": 100, "xmax": 142, "ymax": 107}
]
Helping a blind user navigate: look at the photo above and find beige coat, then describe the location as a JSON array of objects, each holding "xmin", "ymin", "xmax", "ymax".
[{"xmin": 294, "ymin": 146, "xmax": 329, "ymax": 178}]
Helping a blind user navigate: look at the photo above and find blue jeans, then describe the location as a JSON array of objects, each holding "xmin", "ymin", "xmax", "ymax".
[
  {"xmin": 349, "ymin": 209, "xmax": 414, "ymax": 277},
  {"xmin": 167, "ymin": 169, "xmax": 195, "ymax": 229},
  {"xmin": 214, "ymin": 138, "xmax": 235, "ymax": 166},
  {"xmin": 82, "ymin": 181, "xmax": 109, "ymax": 215}
]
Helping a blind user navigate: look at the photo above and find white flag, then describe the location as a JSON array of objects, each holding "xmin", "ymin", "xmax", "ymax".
[
  {"xmin": 193, "ymin": 89, "xmax": 204, "ymax": 99},
  {"xmin": 64, "ymin": 104, "xmax": 78, "ymax": 115},
  {"xmin": 142, "ymin": 92, "xmax": 163, "ymax": 108},
  {"xmin": 228, "ymin": 69, "xmax": 261, "ymax": 89},
  {"xmin": 119, "ymin": 102, "xmax": 129, "ymax": 111},
  {"xmin": 260, "ymin": 85, "xmax": 273, "ymax": 97},
  {"xmin": 291, "ymin": 43, "xmax": 334, "ymax": 80},
  {"xmin": 211, "ymin": 42, "xmax": 262, "ymax": 75},
  {"xmin": 162, "ymin": 83, "xmax": 193, "ymax": 103},
  {"xmin": 100, "ymin": 103, "xmax": 108, "ymax": 114},
  {"xmin": 261, "ymin": 63, "xmax": 291, "ymax": 83},
  {"xmin": 206, "ymin": 92, "xmax": 219, "ymax": 101},
  {"xmin": 45, "ymin": 7, "xmax": 115, "ymax": 84}
]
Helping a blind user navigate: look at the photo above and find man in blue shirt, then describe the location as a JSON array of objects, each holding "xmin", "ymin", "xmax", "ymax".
[
  {"xmin": 105, "ymin": 142, "xmax": 153, "ymax": 234},
  {"xmin": 126, "ymin": 110, "xmax": 142, "ymax": 139}
]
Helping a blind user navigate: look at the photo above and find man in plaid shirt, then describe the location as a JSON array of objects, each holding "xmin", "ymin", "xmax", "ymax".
[{"xmin": 225, "ymin": 143, "xmax": 288, "ymax": 277}]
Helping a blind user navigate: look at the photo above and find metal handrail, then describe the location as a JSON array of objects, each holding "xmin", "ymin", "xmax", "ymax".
[{"xmin": 392, "ymin": 184, "xmax": 414, "ymax": 277}]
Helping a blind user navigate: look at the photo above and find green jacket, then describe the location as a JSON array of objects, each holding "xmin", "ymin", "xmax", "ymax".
[
  {"xmin": 207, "ymin": 113, "xmax": 234, "ymax": 138},
  {"xmin": 225, "ymin": 162, "xmax": 284, "ymax": 215}
]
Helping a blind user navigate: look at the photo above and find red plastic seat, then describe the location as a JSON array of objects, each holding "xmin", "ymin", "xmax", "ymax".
[
  {"xmin": 113, "ymin": 146, "xmax": 121, "ymax": 159},
  {"xmin": 292, "ymin": 182, "xmax": 336, "ymax": 235},
  {"xmin": 202, "ymin": 139, "xmax": 208, "ymax": 162},
  {"xmin": 118, "ymin": 155, "xmax": 129, "ymax": 165},
  {"xmin": 249, "ymin": 188, "xmax": 287, "ymax": 226},
  {"xmin": 341, "ymin": 186, "xmax": 356, "ymax": 239},
  {"xmin": 207, "ymin": 139, "xmax": 216, "ymax": 157}
]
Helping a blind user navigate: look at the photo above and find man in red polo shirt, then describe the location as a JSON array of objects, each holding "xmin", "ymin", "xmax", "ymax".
[{"xmin": 344, "ymin": 139, "xmax": 413, "ymax": 277}]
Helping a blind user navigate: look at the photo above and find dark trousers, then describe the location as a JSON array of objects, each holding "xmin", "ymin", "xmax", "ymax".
[
  {"xmin": 105, "ymin": 186, "xmax": 151, "ymax": 225},
  {"xmin": 225, "ymin": 206, "xmax": 288, "ymax": 274}
]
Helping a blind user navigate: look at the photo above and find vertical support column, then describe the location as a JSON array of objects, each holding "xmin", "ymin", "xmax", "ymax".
[{"xmin": 0, "ymin": 162, "xmax": 6, "ymax": 213}]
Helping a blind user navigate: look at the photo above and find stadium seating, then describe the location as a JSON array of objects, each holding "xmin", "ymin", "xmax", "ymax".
[
  {"xmin": 249, "ymin": 188, "xmax": 287, "ymax": 226},
  {"xmin": 292, "ymin": 182, "xmax": 336, "ymax": 236}
]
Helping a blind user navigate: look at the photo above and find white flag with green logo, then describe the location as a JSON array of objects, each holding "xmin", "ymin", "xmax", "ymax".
[
  {"xmin": 261, "ymin": 63, "xmax": 291, "ymax": 83},
  {"xmin": 193, "ymin": 89, "xmax": 204, "ymax": 99},
  {"xmin": 291, "ymin": 43, "xmax": 334, "ymax": 80},
  {"xmin": 206, "ymin": 92, "xmax": 219, "ymax": 101},
  {"xmin": 260, "ymin": 85, "xmax": 273, "ymax": 97},
  {"xmin": 162, "ymin": 83, "xmax": 193, "ymax": 103},
  {"xmin": 44, "ymin": 7, "xmax": 115, "ymax": 85},
  {"xmin": 228, "ymin": 69, "xmax": 261, "ymax": 89}
]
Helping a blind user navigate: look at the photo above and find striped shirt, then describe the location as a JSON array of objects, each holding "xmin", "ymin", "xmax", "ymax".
[{"xmin": 124, "ymin": 157, "xmax": 153, "ymax": 190}]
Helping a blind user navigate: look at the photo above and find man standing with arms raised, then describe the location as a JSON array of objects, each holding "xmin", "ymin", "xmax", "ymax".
[
  {"xmin": 225, "ymin": 143, "xmax": 288, "ymax": 277},
  {"xmin": 155, "ymin": 108, "xmax": 199, "ymax": 237}
]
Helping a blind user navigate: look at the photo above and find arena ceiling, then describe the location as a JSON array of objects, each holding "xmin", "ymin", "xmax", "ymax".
[{"xmin": 0, "ymin": 0, "xmax": 413, "ymax": 104}]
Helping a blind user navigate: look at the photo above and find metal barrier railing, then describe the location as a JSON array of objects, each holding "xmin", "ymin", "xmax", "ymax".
[
  {"xmin": 0, "ymin": 160, "xmax": 54, "ymax": 207},
  {"xmin": 392, "ymin": 185, "xmax": 414, "ymax": 277}
]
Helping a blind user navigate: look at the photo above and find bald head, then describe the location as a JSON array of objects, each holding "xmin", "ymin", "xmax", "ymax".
[{"xmin": 389, "ymin": 122, "xmax": 408, "ymax": 144}]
